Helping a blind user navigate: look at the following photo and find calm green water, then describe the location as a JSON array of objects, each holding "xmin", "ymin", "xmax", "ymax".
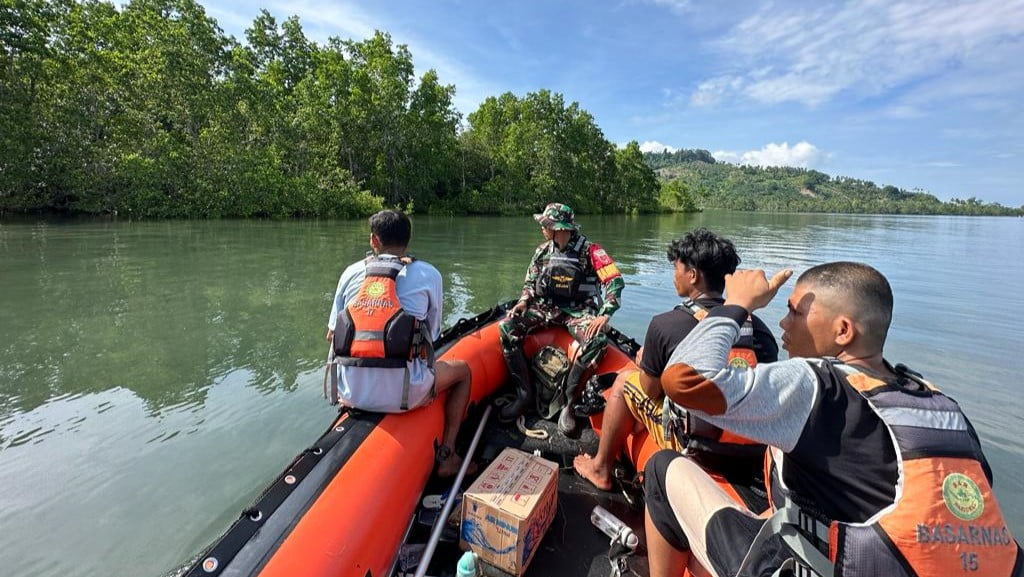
[{"xmin": 1, "ymin": 213, "xmax": 1022, "ymax": 577}]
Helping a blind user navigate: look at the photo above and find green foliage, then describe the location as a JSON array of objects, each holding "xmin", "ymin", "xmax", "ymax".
[
  {"xmin": 645, "ymin": 153, "xmax": 1023, "ymax": 216},
  {"xmin": 0, "ymin": 1, "xmax": 1013, "ymax": 218},
  {"xmin": 659, "ymin": 179, "xmax": 700, "ymax": 213},
  {"xmin": 453, "ymin": 91, "xmax": 658, "ymax": 215},
  {"xmin": 0, "ymin": 2, "xmax": 450, "ymax": 218},
  {"xmin": 614, "ymin": 141, "xmax": 660, "ymax": 213}
]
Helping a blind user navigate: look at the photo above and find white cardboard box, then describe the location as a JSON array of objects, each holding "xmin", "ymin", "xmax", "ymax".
[{"xmin": 459, "ymin": 448, "xmax": 559, "ymax": 575}]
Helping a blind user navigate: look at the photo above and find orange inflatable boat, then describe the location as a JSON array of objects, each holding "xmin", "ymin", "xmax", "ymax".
[{"xmin": 183, "ymin": 302, "xmax": 736, "ymax": 577}]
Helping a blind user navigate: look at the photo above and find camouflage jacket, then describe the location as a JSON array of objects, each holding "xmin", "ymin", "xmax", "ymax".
[{"xmin": 517, "ymin": 232, "xmax": 624, "ymax": 316}]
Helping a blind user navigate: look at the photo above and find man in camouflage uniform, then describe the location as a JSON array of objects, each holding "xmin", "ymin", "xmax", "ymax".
[{"xmin": 499, "ymin": 203, "xmax": 625, "ymax": 437}]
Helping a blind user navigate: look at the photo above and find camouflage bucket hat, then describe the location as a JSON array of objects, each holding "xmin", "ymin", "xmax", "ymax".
[{"xmin": 533, "ymin": 202, "xmax": 578, "ymax": 231}]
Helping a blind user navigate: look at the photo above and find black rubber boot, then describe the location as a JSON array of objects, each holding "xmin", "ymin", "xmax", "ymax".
[
  {"xmin": 557, "ymin": 361, "xmax": 588, "ymax": 438},
  {"xmin": 499, "ymin": 349, "xmax": 534, "ymax": 422}
]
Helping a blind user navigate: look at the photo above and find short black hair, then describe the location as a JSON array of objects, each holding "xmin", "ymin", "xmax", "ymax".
[
  {"xmin": 798, "ymin": 262, "xmax": 893, "ymax": 347},
  {"xmin": 369, "ymin": 210, "xmax": 411, "ymax": 248},
  {"xmin": 666, "ymin": 228, "xmax": 740, "ymax": 293}
]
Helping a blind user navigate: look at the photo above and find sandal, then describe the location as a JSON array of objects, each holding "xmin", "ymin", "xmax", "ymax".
[{"xmin": 435, "ymin": 443, "xmax": 478, "ymax": 478}]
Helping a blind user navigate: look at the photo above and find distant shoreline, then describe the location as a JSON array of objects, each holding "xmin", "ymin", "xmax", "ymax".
[{"xmin": 4, "ymin": 204, "xmax": 1019, "ymax": 221}]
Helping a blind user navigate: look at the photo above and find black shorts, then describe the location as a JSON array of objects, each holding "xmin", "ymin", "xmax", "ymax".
[{"xmin": 644, "ymin": 450, "xmax": 788, "ymax": 577}]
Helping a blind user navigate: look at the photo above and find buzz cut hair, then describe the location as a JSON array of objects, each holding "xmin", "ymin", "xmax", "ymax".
[{"xmin": 797, "ymin": 262, "xmax": 893, "ymax": 347}]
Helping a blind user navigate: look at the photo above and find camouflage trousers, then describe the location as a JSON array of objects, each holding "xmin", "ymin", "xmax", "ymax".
[{"xmin": 498, "ymin": 301, "xmax": 608, "ymax": 367}]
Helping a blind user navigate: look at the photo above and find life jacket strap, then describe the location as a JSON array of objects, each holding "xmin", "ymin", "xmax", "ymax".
[
  {"xmin": 405, "ymin": 322, "xmax": 437, "ymax": 404},
  {"xmin": 677, "ymin": 298, "xmax": 710, "ymax": 321},
  {"xmin": 661, "ymin": 386, "xmax": 765, "ymax": 457},
  {"xmin": 678, "ymin": 298, "xmax": 755, "ymax": 346},
  {"xmin": 737, "ymin": 317, "xmax": 755, "ymax": 348},
  {"xmin": 787, "ymin": 559, "xmax": 824, "ymax": 577},
  {"xmin": 323, "ymin": 348, "xmax": 340, "ymax": 406},
  {"xmin": 335, "ymin": 357, "xmax": 408, "ymax": 368},
  {"xmin": 411, "ymin": 322, "xmax": 436, "ymax": 368},
  {"xmin": 662, "ymin": 395, "xmax": 685, "ymax": 447},
  {"xmin": 739, "ymin": 504, "xmax": 833, "ymax": 577},
  {"xmin": 796, "ymin": 508, "xmax": 832, "ymax": 555},
  {"xmin": 571, "ymin": 234, "xmax": 585, "ymax": 253},
  {"xmin": 399, "ymin": 365, "xmax": 411, "ymax": 411},
  {"xmin": 362, "ymin": 255, "xmax": 406, "ymax": 279}
]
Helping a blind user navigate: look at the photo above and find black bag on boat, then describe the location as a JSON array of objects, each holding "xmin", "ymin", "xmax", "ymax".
[
  {"xmin": 531, "ymin": 345, "xmax": 570, "ymax": 419},
  {"xmin": 575, "ymin": 372, "xmax": 617, "ymax": 417}
]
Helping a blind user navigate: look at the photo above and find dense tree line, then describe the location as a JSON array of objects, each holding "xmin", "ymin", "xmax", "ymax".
[
  {"xmin": 446, "ymin": 92, "xmax": 659, "ymax": 214},
  {"xmin": 644, "ymin": 148, "xmax": 717, "ymax": 169},
  {"xmin": 3, "ymin": 0, "xmax": 1014, "ymax": 218},
  {"xmin": 0, "ymin": 0, "xmax": 659, "ymax": 217},
  {"xmin": 644, "ymin": 151, "xmax": 1024, "ymax": 216}
]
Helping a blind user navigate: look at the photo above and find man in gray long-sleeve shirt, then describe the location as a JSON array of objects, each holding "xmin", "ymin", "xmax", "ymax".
[{"xmin": 643, "ymin": 262, "xmax": 1021, "ymax": 577}]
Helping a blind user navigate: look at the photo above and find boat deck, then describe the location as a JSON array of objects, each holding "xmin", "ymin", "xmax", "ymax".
[{"xmin": 406, "ymin": 405, "xmax": 651, "ymax": 577}]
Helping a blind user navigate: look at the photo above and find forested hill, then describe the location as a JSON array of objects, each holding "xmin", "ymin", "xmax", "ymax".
[
  {"xmin": 2, "ymin": 1, "xmax": 1018, "ymax": 218},
  {"xmin": 644, "ymin": 151, "xmax": 1023, "ymax": 216}
]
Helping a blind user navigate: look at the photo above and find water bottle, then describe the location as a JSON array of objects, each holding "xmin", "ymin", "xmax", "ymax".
[
  {"xmin": 456, "ymin": 551, "xmax": 479, "ymax": 577},
  {"xmin": 590, "ymin": 505, "xmax": 639, "ymax": 550}
]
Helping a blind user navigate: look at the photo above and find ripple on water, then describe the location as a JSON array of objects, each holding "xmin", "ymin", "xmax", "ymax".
[
  {"xmin": 7, "ymin": 426, "xmax": 48, "ymax": 448},
  {"xmin": 3, "ymin": 214, "xmax": 1024, "ymax": 577}
]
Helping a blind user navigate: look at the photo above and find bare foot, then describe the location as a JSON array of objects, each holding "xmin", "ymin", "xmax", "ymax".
[{"xmin": 573, "ymin": 453, "xmax": 613, "ymax": 491}]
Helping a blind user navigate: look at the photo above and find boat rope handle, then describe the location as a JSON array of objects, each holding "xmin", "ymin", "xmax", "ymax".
[
  {"xmin": 493, "ymin": 394, "xmax": 550, "ymax": 439},
  {"xmin": 518, "ymin": 415, "xmax": 549, "ymax": 440}
]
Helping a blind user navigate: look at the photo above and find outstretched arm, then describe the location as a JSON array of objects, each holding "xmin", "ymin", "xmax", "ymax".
[{"xmin": 659, "ymin": 270, "xmax": 817, "ymax": 451}]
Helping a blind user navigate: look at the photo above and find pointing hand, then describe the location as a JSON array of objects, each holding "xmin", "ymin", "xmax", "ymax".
[{"xmin": 724, "ymin": 269, "xmax": 794, "ymax": 311}]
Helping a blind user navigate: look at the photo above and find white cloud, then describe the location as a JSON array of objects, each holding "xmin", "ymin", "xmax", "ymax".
[
  {"xmin": 202, "ymin": 5, "xmax": 252, "ymax": 38},
  {"xmin": 639, "ymin": 140, "xmax": 678, "ymax": 153},
  {"xmin": 692, "ymin": 0, "xmax": 1024, "ymax": 107},
  {"xmin": 883, "ymin": 105, "xmax": 924, "ymax": 119},
  {"xmin": 269, "ymin": 0, "xmax": 376, "ymax": 42},
  {"xmin": 924, "ymin": 161, "xmax": 962, "ymax": 168},
  {"xmin": 641, "ymin": 0, "xmax": 693, "ymax": 14},
  {"xmin": 713, "ymin": 141, "xmax": 823, "ymax": 168},
  {"xmin": 690, "ymin": 76, "xmax": 744, "ymax": 107},
  {"xmin": 941, "ymin": 127, "xmax": 990, "ymax": 139}
]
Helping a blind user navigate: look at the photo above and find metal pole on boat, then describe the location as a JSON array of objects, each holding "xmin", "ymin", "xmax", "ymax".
[{"xmin": 413, "ymin": 404, "xmax": 493, "ymax": 577}]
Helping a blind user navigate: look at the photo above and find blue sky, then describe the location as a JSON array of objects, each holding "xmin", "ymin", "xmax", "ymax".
[{"xmin": 202, "ymin": 0, "xmax": 1024, "ymax": 206}]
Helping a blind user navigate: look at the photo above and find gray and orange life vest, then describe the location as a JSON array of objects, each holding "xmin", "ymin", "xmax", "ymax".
[
  {"xmin": 326, "ymin": 255, "xmax": 434, "ymax": 410},
  {"xmin": 750, "ymin": 361, "xmax": 1022, "ymax": 577},
  {"xmin": 662, "ymin": 300, "xmax": 765, "ymax": 459}
]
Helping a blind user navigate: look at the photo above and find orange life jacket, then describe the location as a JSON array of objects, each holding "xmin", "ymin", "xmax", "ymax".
[
  {"xmin": 755, "ymin": 361, "xmax": 1022, "ymax": 577},
  {"xmin": 329, "ymin": 256, "xmax": 433, "ymax": 410},
  {"xmin": 663, "ymin": 300, "xmax": 764, "ymax": 458}
]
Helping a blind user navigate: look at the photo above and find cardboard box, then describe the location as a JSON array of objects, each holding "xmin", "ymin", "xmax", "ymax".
[{"xmin": 460, "ymin": 448, "xmax": 559, "ymax": 575}]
